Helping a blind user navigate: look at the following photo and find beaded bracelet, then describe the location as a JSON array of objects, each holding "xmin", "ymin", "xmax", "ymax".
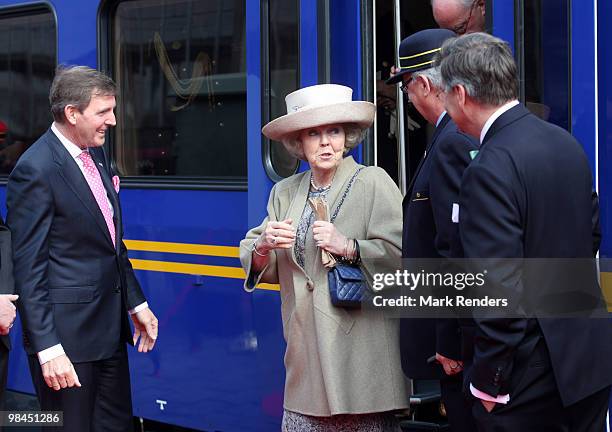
[
  {"xmin": 338, "ymin": 238, "xmax": 360, "ymax": 264},
  {"xmin": 353, "ymin": 240, "xmax": 361, "ymax": 264},
  {"xmin": 343, "ymin": 238, "xmax": 350, "ymax": 258}
]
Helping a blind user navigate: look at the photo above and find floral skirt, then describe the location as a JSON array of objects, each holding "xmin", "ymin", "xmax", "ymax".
[{"xmin": 282, "ymin": 410, "xmax": 401, "ymax": 432}]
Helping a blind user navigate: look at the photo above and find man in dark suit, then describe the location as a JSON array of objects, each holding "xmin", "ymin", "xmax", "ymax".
[
  {"xmin": 0, "ymin": 220, "xmax": 17, "ymax": 409},
  {"xmin": 387, "ymin": 29, "xmax": 477, "ymax": 431},
  {"xmin": 7, "ymin": 66, "xmax": 158, "ymax": 431},
  {"xmin": 437, "ymin": 32, "xmax": 612, "ymax": 431}
]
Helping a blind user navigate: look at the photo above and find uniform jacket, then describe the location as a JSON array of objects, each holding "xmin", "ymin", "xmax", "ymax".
[
  {"xmin": 240, "ymin": 156, "xmax": 410, "ymax": 416},
  {"xmin": 400, "ymin": 113, "xmax": 478, "ymax": 379},
  {"xmin": 7, "ymin": 128, "xmax": 146, "ymax": 363},
  {"xmin": 459, "ymin": 104, "xmax": 612, "ymax": 406}
]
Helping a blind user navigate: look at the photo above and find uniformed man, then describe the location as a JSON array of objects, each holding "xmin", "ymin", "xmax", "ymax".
[{"xmin": 387, "ymin": 29, "xmax": 478, "ymax": 432}]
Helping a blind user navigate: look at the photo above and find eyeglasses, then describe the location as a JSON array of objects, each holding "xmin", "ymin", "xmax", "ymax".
[
  {"xmin": 400, "ymin": 76, "xmax": 414, "ymax": 95},
  {"xmin": 452, "ymin": 0, "xmax": 479, "ymax": 35}
]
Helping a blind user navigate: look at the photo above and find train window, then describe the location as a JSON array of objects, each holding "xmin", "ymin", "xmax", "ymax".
[
  {"xmin": 519, "ymin": 0, "xmax": 570, "ymax": 130},
  {"xmin": 0, "ymin": 7, "xmax": 55, "ymax": 177},
  {"xmin": 110, "ymin": 0, "xmax": 246, "ymax": 181},
  {"xmin": 262, "ymin": 0, "xmax": 300, "ymax": 180}
]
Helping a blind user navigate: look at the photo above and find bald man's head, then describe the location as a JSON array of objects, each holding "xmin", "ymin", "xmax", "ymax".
[{"xmin": 431, "ymin": 0, "xmax": 485, "ymax": 35}]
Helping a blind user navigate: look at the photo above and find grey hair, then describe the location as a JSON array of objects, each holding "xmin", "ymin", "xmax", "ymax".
[
  {"xmin": 436, "ymin": 32, "xmax": 518, "ymax": 106},
  {"xmin": 413, "ymin": 66, "xmax": 443, "ymax": 90},
  {"xmin": 281, "ymin": 123, "xmax": 367, "ymax": 161},
  {"xmin": 50, "ymin": 65, "xmax": 117, "ymax": 123}
]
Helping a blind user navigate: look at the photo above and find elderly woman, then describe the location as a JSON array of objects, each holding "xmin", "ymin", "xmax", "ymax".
[{"xmin": 240, "ymin": 84, "xmax": 408, "ymax": 431}]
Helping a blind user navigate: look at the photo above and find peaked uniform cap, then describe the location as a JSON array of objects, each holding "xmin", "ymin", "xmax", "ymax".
[
  {"xmin": 262, "ymin": 84, "xmax": 375, "ymax": 141},
  {"xmin": 386, "ymin": 28, "xmax": 456, "ymax": 85}
]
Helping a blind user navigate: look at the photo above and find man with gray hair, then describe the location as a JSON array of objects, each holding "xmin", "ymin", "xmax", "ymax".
[
  {"xmin": 387, "ymin": 28, "xmax": 477, "ymax": 431},
  {"xmin": 7, "ymin": 65, "xmax": 158, "ymax": 431},
  {"xmin": 437, "ymin": 32, "xmax": 612, "ymax": 431},
  {"xmin": 431, "ymin": 0, "xmax": 485, "ymax": 35}
]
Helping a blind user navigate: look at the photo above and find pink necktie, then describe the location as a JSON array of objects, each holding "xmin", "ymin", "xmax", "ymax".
[{"xmin": 78, "ymin": 151, "xmax": 116, "ymax": 246}]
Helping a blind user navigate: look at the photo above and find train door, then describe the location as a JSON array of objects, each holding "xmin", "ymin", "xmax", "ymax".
[
  {"xmin": 99, "ymin": 0, "xmax": 286, "ymax": 430},
  {"xmin": 373, "ymin": 0, "xmax": 507, "ymax": 194},
  {"xmin": 0, "ymin": 1, "xmax": 57, "ymax": 397},
  {"xmin": 373, "ymin": 0, "xmax": 438, "ymax": 193},
  {"xmin": 600, "ymin": 0, "xmax": 612, "ymax": 427}
]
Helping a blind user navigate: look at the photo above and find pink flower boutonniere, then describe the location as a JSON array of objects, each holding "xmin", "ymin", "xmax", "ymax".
[{"xmin": 112, "ymin": 175, "xmax": 120, "ymax": 193}]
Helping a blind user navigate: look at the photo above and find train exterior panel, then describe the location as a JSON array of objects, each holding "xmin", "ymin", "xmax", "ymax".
[{"xmin": 0, "ymin": 0, "xmax": 608, "ymax": 430}]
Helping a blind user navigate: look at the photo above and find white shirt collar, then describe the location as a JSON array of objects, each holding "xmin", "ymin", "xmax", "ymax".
[
  {"xmin": 479, "ymin": 100, "xmax": 520, "ymax": 144},
  {"xmin": 436, "ymin": 111, "xmax": 447, "ymax": 128},
  {"xmin": 51, "ymin": 122, "xmax": 86, "ymax": 160}
]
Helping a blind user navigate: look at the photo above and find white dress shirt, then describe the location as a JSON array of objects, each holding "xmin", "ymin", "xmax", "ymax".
[
  {"xmin": 38, "ymin": 124, "xmax": 148, "ymax": 365},
  {"xmin": 436, "ymin": 110, "xmax": 447, "ymax": 128},
  {"xmin": 479, "ymin": 100, "xmax": 520, "ymax": 144},
  {"xmin": 51, "ymin": 123, "xmax": 114, "ymax": 215}
]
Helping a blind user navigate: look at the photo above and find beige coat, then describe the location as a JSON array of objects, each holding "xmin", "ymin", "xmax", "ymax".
[{"xmin": 240, "ymin": 156, "xmax": 410, "ymax": 416}]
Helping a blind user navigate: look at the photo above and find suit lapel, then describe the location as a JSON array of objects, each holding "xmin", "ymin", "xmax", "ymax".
[
  {"xmin": 429, "ymin": 113, "xmax": 451, "ymax": 145},
  {"xmin": 282, "ymin": 171, "xmax": 312, "ymax": 275},
  {"xmin": 325, "ymin": 156, "xmax": 360, "ymax": 216},
  {"xmin": 406, "ymin": 113, "xmax": 451, "ymax": 196},
  {"xmin": 47, "ymin": 130, "xmax": 115, "ymax": 250},
  {"xmin": 285, "ymin": 172, "xmax": 311, "ymax": 227},
  {"xmin": 285, "ymin": 156, "xmax": 360, "ymax": 224},
  {"xmin": 482, "ymin": 104, "xmax": 531, "ymax": 146}
]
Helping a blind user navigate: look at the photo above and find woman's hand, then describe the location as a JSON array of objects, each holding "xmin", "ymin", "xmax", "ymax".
[
  {"xmin": 312, "ymin": 221, "xmax": 347, "ymax": 256},
  {"xmin": 256, "ymin": 219, "xmax": 296, "ymax": 254}
]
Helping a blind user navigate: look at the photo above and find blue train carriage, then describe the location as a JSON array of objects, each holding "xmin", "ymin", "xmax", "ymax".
[{"xmin": 0, "ymin": 0, "xmax": 608, "ymax": 430}]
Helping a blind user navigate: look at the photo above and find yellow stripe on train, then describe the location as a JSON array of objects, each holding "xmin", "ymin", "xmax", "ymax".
[
  {"xmin": 124, "ymin": 240, "xmax": 239, "ymax": 258},
  {"xmin": 129, "ymin": 258, "xmax": 280, "ymax": 292},
  {"xmin": 600, "ymin": 272, "xmax": 612, "ymax": 312},
  {"xmin": 124, "ymin": 240, "xmax": 612, "ymax": 306}
]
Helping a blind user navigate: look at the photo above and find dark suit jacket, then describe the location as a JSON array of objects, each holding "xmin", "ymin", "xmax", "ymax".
[
  {"xmin": 6, "ymin": 128, "xmax": 146, "ymax": 363},
  {"xmin": 0, "ymin": 218, "xmax": 14, "ymax": 351},
  {"xmin": 459, "ymin": 104, "xmax": 612, "ymax": 406},
  {"xmin": 400, "ymin": 113, "xmax": 478, "ymax": 379}
]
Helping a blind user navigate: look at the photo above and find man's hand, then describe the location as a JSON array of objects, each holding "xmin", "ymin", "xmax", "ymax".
[
  {"xmin": 481, "ymin": 399, "xmax": 496, "ymax": 412},
  {"xmin": 131, "ymin": 307, "xmax": 158, "ymax": 353},
  {"xmin": 41, "ymin": 354, "xmax": 81, "ymax": 391},
  {"xmin": 0, "ymin": 294, "xmax": 18, "ymax": 335},
  {"xmin": 435, "ymin": 352, "xmax": 463, "ymax": 376}
]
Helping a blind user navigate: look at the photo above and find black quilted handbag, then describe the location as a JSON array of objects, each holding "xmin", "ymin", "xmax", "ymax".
[
  {"xmin": 327, "ymin": 167, "xmax": 366, "ymax": 309},
  {"xmin": 328, "ymin": 263, "xmax": 365, "ymax": 308}
]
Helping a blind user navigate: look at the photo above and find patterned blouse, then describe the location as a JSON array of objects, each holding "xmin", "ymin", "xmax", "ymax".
[{"xmin": 294, "ymin": 185, "xmax": 330, "ymax": 269}]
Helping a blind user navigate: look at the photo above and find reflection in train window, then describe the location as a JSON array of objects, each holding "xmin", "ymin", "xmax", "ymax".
[
  {"xmin": 263, "ymin": 0, "xmax": 300, "ymax": 180},
  {"xmin": 111, "ymin": 0, "xmax": 246, "ymax": 179},
  {"xmin": 0, "ymin": 8, "xmax": 55, "ymax": 176},
  {"xmin": 521, "ymin": 0, "xmax": 570, "ymax": 130}
]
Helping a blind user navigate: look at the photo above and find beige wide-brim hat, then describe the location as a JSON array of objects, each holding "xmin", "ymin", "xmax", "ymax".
[{"xmin": 262, "ymin": 84, "xmax": 376, "ymax": 141}]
